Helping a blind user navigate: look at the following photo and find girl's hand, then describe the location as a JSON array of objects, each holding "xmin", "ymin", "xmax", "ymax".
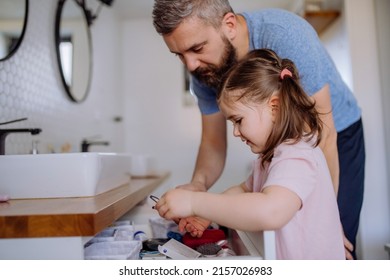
[
  {"xmin": 155, "ymin": 188, "xmax": 194, "ymax": 220},
  {"xmin": 178, "ymin": 216, "xmax": 211, "ymax": 238}
]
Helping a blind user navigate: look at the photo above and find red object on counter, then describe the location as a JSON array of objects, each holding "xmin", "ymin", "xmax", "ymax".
[{"xmin": 182, "ymin": 229, "xmax": 226, "ymax": 248}]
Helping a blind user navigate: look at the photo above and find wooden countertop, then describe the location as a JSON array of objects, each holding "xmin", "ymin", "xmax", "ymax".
[{"xmin": 0, "ymin": 172, "xmax": 169, "ymax": 238}]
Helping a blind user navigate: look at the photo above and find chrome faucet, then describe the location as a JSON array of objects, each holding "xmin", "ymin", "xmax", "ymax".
[
  {"xmin": 81, "ymin": 139, "xmax": 110, "ymax": 152},
  {"xmin": 0, "ymin": 118, "xmax": 42, "ymax": 155}
]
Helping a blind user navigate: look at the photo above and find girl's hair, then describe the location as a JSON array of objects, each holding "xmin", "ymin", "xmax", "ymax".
[
  {"xmin": 218, "ymin": 49, "xmax": 323, "ymax": 166},
  {"xmin": 152, "ymin": 0, "xmax": 234, "ymax": 35}
]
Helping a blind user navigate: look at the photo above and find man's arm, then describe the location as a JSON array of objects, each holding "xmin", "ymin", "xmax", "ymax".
[
  {"xmin": 179, "ymin": 111, "xmax": 227, "ymax": 191},
  {"xmin": 312, "ymin": 86, "xmax": 355, "ymax": 259},
  {"xmin": 312, "ymin": 84, "xmax": 339, "ymax": 194}
]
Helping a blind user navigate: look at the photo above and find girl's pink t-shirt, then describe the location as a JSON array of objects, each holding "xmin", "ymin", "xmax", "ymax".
[{"xmin": 246, "ymin": 139, "xmax": 345, "ymax": 259}]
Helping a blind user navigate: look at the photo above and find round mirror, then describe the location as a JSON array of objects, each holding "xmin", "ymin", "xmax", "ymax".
[
  {"xmin": 55, "ymin": 0, "xmax": 92, "ymax": 103},
  {"xmin": 0, "ymin": 0, "xmax": 28, "ymax": 61}
]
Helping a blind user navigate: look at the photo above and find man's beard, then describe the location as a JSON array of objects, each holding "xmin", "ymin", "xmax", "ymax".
[{"xmin": 191, "ymin": 37, "xmax": 237, "ymax": 91}]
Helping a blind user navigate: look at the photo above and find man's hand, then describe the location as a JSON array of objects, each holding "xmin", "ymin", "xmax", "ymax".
[
  {"xmin": 176, "ymin": 181, "xmax": 207, "ymax": 192},
  {"xmin": 343, "ymin": 233, "xmax": 354, "ymax": 260}
]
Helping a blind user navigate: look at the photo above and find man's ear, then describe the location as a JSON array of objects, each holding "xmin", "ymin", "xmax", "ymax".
[{"xmin": 222, "ymin": 12, "xmax": 237, "ymax": 39}]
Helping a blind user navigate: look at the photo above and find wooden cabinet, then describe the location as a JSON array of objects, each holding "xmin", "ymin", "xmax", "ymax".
[
  {"xmin": 0, "ymin": 173, "xmax": 169, "ymax": 259},
  {"xmin": 304, "ymin": 10, "xmax": 341, "ymax": 34}
]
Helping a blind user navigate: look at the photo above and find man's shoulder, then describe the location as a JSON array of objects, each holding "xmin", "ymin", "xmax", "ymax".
[{"xmin": 242, "ymin": 8, "xmax": 299, "ymax": 22}]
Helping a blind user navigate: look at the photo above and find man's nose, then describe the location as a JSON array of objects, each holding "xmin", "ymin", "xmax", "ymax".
[{"xmin": 184, "ymin": 55, "xmax": 200, "ymax": 72}]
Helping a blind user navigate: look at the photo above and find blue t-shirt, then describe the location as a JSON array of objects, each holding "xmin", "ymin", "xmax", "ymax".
[{"xmin": 191, "ymin": 8, "xmax": 361, "ymax": 132}]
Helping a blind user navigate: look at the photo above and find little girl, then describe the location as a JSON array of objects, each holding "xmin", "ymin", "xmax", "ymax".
[{"xmin": 155, "ymin": 49, "xmax": 345, "ymax": 259}]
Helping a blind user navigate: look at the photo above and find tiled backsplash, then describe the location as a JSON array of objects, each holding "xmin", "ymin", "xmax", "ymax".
[{"xmin": 0, "ymin": 0, "xmax": 124, "ymax": 154}]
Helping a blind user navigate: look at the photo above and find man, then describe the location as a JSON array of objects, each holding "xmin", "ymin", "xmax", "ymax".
[{"xmin": 152, "ymin": 0, "xmax": 365, "ymax": 259}]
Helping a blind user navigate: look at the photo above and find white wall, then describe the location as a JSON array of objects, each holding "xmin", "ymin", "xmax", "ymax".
[
  {"xmin": 320, "ymin": 0, "xmax": 390, "ymax": 259},
  {"xmin": 0, "ymin": 0, "xmax": 125, "ymax": 155},
  {"xmin": 343, "ymin": 0, "xmax": 390, "ymax": 259},
  {"xmin": 89, "ymin": 10, "xmax": 125, "ymax": 152},
  {"xmin": 374, "ymin": 0, "xmax": 390, "ymax": 225}
]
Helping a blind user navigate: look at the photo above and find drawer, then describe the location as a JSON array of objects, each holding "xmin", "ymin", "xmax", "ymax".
[{"xmin": 121, "ymin": 203, "xmax": 276, "ymax": 260}]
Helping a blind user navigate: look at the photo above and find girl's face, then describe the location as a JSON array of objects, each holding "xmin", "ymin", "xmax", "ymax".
[{"xmin": 219, "ymin": 96, "xmax": 276, "ymax": 154}]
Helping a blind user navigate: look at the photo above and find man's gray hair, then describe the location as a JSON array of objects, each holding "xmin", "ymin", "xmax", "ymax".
[{"xmin": 152, "ymin": 0, "xmax": 234, "ymax": 35}]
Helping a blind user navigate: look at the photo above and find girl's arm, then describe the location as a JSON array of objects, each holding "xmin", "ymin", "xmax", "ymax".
[
  {"xmin": 176, "ymin": 184, "xmax": 247, "ymax": 237},
  {"xmin": 192, "ymin": 185, "xmax": 301, "ymax": 231},
  {"xmin": 156, "ymin": 183, "xmax": 301, "ymax": 232}
]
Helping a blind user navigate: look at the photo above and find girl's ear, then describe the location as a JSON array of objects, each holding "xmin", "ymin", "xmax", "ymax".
[{"xmin": 268, "ymin": 95, "xmax": 280, "ymax": 121}]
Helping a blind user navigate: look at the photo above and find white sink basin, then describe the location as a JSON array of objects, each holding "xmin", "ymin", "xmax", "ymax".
[{"xmin": 0, "ymin": 153, "xmax": 132, "ymax": 199}]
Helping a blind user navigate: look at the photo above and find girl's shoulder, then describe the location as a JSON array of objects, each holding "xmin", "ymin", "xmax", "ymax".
[
  {"xmin": 277, "ymin": 138, "xmax": 317, "ymax": 152},
  {"xmin": 272, "ymin": 138, "xmax": 321, "ymax": 163}
]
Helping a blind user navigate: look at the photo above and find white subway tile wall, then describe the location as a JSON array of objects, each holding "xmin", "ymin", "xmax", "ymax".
[{"xmin": 0, "ymin": 0, "xmax": 124, "ymax": 155}]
